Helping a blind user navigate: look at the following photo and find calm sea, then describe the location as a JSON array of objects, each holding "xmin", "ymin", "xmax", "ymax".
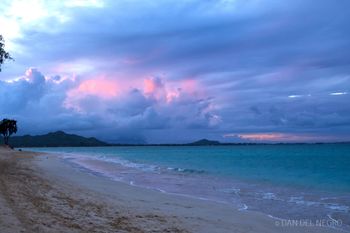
[{"xmin": 25, "ymin": 144, "xmax": 350, "ymax": 230}]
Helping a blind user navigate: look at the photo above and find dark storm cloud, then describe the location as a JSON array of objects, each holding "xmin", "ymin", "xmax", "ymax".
[
  {"xmin": 9, "ymin": 0, "xmax": 349, "ymax": 75},
  {"xmin": 0, "ymin": 68, "xmax": 218, "ymax": 143}
]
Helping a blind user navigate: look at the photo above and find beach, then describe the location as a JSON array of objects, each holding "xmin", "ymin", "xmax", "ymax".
[{"xmin": 0, "ymin": 146, "xmax": 343, "ymax": 233}]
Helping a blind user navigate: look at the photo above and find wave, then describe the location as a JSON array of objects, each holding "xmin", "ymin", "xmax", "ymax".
[
  {"xmin": 63, "ymin": 152, "xmax": 210, "ymax": 176},
  {"xmin": 166, "ymin": 167, "xmax": 207, "ymax": 174},
  {"xmin": 288, "ymin": 196, "xmax": 349, "ymax": 213},
  {"xmin": 61, "ymin": 152, "xmax": 159, "ymax": 173},
  {"xmin": 218, "ymin": 187, "xmax": 241, "ymax": 196},
  {"xmin": 260, "ymin": 192, "xmax": 284, "ymax": 201}
]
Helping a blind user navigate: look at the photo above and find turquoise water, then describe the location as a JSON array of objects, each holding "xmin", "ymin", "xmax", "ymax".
[
  {"xmin": 28, "ymin": 144, "xmax": 350, "ymax": 192},
  {"xmin": 25, "ymin": 144, "xmax": 350, "ymax": 230}
]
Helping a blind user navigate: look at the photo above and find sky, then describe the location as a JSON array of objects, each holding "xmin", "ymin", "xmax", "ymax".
[{"xmin": 0, "ymin": 0, "xmax": 350, "ymax": 143}]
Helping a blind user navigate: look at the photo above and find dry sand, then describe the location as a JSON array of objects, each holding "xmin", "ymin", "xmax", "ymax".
[{"xmin": 0, "ymin": 147, "xmax": 343, "ymax": 233}]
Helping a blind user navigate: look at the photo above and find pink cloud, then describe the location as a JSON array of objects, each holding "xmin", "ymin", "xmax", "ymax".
[
  {"xmin": 144, "ymin": 77, "xmax": 163, "ymax": 95},
  {"xmin": 224, "ymin": 133, "xmax": 338, "ymax": 142},
  {"xmin": 64, "ymin": 78, "xmax": 120, "ymax": 111},
  {"xmin": 75, "ymin": 79, "xmax": 119, "ymax": 98},
  {"xmin": 181, "ymin": 79, "xmax": 197, "ymax": 93},
  {"xmin": 166, "ymin": 90, "xmax": 180, "ymax": 103},
  {"xmin": 143, "ymin": 77, "xmax": 203, "ymax": 104},
  {"xmin": 61, "ymin": 73, "xmax": 219, "ymax": 131}
]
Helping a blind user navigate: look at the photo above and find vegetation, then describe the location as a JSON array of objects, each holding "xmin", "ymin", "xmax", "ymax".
[
  {"xmin": 0, "ymin": 35, "xmax": 17, "ymax": 146},
  {"xmin": 188, "ymin": 139, "xmax": 221, "ymax": 146},
  {"xmin": 0, "ymin": 119, "xmax": 18, "ymax": 145},
  {"xmin": 0, "ymin": 35, "xmax": 13, "ymax": 71},
  {"xmin": 7, "ymin": 131, "xmax": 108, "ymax": 147}
]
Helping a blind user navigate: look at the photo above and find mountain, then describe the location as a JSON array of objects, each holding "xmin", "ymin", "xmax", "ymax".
[
  {"xmin": 4, "ymin": 133, "xmax": 346, "ymax": 147},
  {"xmin": 187, "ymin": 139, "xmax": 221, "ymax": 146},
  {"xmin": 4, "ymin": 131, "xmax": 109, "ymax": 147}
]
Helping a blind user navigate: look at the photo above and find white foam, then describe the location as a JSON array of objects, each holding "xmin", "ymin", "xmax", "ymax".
[
  {"xmin": 61, "ymin": 151, "xmax": 159, "ymax": 174},
  {"xmin": 238, "ymin": 204, "xmax": 248, "ymax": 211},
  {"xmin": 260, "ymin": 192, "xmax": 283, "ymax": 201},
  {"xmin": 325, "ymin": 204, "xmax": 349, "ymax": 212},
  {"xmin": 288, "ymin": 196, "xmax": 319, "ymax": 206},
  {"xmin": 219, "ymin": 188, "xmax": 240, "ymax": 195}
]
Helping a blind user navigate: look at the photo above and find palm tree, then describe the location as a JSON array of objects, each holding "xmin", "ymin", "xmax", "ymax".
[{"xmin": 0, "ymin": 119, "xmax": 18, "ymax": 145}]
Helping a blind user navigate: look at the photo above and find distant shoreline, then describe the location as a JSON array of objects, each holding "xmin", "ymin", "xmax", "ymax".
[
  {"xmin": 7, "ymin": 130, "xmax": 350, "ymax": 147},
  {"xmin": 16, "ymin": 141, "xmax": 350, "ymax": 148}
]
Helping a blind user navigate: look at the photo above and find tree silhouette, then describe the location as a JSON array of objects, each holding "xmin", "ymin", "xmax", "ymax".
[
  {"xmin": 0, "ymin": 36, "xmax": 17, "ymax": 146},
  {"xmin": 0, "ymin": 35, "xmax": 13, "ymax": 72},
  {"xmin": 0, "ymin": 119, "xmax": 18, "ymax": 145}
]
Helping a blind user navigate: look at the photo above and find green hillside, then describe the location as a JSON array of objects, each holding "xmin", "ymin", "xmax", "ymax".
[{"xmin": 3, "ymin": 131, "xmax": 108, "ymax": 147}]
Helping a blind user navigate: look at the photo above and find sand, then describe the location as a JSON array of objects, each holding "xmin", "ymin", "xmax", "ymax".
[{"xmin": 0, "ymin": 146, "xmax": 343, "ymax": 233}]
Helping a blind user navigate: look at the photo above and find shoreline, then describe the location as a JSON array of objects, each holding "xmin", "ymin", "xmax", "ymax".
[
  {"xmin": 49, "ymin": 152, "xmax": 350, "ymax": 232},
  {"xmin": 35, "ymin": 147, "xmax": 350, "ymax": 228},
  {"xmin": 66, "ymin": 159, "xmax": 254, "ymax": 212},
  {"xmin": 0, "ymin": 147, "xmax": 343, "ymax": 232}
]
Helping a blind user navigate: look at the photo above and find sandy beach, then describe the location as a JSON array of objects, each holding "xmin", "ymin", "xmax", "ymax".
[{"xmin": 0, "ymin": 147, "xmax": 343, "ymax": 233}]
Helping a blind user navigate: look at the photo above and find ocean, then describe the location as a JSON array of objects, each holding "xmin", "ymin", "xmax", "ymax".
[{"xmin": 24, "ymin": 144, "xmax": 350, "ymax": 231}]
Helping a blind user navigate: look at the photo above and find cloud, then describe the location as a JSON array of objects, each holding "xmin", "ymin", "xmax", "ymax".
[
  {"xmin": 224, "ymin": 133, "xmax": 340, "ymax": 143},
  {"xmin": 330, "ymin": 92, "xmax": 348, "ymax": 96},
  {"xmin": 0, "ymin": 68, "xmax": 219, "ymax": 143},
  {"xmin": 0, "ymin": 0, "xmax": 350, "ymax": 142}
]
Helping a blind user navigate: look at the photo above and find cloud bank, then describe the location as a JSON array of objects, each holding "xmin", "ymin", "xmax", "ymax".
[
  {"xmin": 0, "ymin": 68, "xmax": 219, "ymax": 142},
  {"xmin": 0, "ymin": 0, "xmax": 349, "ymax": 142}
]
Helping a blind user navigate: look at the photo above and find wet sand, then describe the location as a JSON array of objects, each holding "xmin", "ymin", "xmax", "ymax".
[{"xmin": 0, "ymin": 147, "xmax": 342, "ymax": 233}]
